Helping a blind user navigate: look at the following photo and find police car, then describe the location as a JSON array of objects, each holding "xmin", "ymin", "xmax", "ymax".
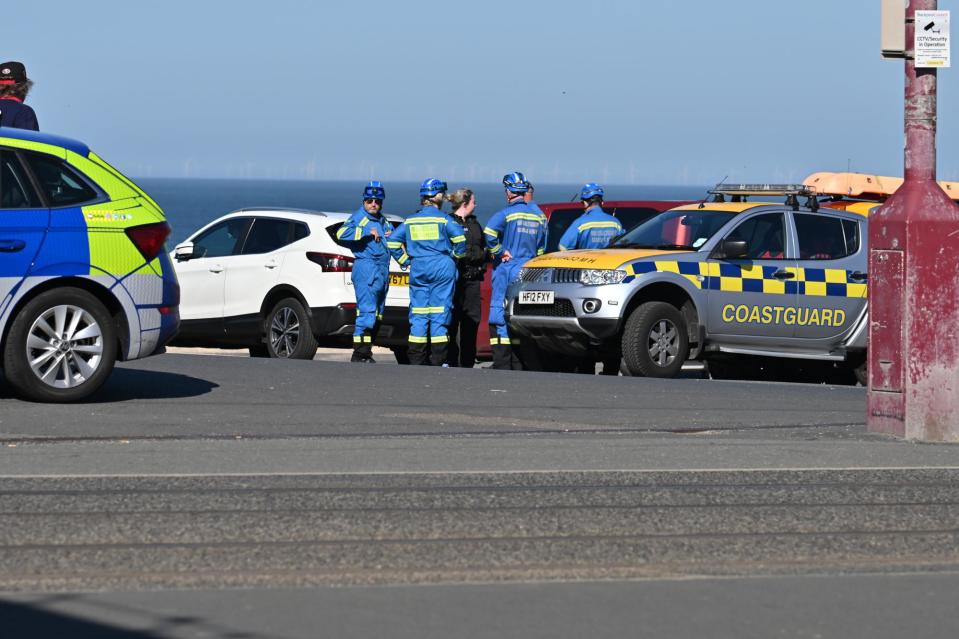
[
  {"xmin": 508, "ymin": 185, "xmax": 868, "ymax": 383},
  {"xmin": 0, "ymin": 128, "xmax": 179, "ymax": 401}
]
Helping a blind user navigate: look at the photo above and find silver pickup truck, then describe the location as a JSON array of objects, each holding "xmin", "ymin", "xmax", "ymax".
[{"xmin": 507, "ymin": 185, "xmax": 869, "ymax": 383}]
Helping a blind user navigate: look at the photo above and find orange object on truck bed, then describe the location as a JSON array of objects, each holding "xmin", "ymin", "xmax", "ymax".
[{"xmin": 804, "ymin": 171, "xmax": 959, "ymax": 201}]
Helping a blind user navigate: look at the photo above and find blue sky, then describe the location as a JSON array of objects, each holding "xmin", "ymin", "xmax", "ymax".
[{"xmin": 5, "ymin": 0, "xmax": 957, "ymax": 184}]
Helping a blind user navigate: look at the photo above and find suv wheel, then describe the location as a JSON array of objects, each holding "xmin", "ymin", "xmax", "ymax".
[
  {"xmin": 621, "ymin": 301, "xmax": 689, "ymax": 378},
  {"xmin": 2, "ymin": 287, "xmax": 118, "ymax": 402},
  {"xmin": 265, "ymin": 297, "xmax": 317, "ymax": 360}
]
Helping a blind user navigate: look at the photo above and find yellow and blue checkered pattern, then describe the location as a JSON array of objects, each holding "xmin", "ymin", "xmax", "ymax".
[{"xmin": 622, "ymin": 260, "xmax": 868, "ymax": 298}]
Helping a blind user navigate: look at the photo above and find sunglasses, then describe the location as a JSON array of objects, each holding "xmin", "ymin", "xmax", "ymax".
[{"xmin": 364, "ymin": 198, "xmax": 383, "ymax": 204}]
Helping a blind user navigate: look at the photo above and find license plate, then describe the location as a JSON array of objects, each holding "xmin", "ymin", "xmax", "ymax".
[
  {"xmin": 389, "ymin": 273, "xmax": 409, "ymax": 287},
  {"xmin": 520, "ymin": 290, "xmax": 554, "ymax": 304}
]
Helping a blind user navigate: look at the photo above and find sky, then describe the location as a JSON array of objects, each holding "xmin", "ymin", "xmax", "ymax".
[{"xmin": 5, "ymin": 0, "xmax": 957, "ymax": 185}]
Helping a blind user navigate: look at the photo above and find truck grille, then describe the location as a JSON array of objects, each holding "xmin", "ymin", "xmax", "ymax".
[
  {"xmin": 513, "ymin": 298, "xmax": 576, "ymax": 317},
  {"xmin": 519, "ymin": 268, "xmax": 582, "ymax": 284},
  {"xmin": 552, "ymin": 269, "xmax": 583, "ymax": 284}
]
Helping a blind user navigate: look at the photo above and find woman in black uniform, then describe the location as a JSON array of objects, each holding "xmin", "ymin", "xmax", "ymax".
[{"xmin": 446, "ymin": 188, "xmax": 486, "ymax": 368}]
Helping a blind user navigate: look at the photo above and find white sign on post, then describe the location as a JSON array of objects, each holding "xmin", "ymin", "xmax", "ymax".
[{"xmin": 915, "ymin": 10, "xmax": 950, "ymax": 68}]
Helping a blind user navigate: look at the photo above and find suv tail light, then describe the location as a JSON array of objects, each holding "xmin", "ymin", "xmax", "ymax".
[
  {"xmin": 307, "ymin": 252, "xmax": 355, "ymax": 272},
  {"xmin": 125, "ymin": 222, "xmax": 171, "ymax": 261}
]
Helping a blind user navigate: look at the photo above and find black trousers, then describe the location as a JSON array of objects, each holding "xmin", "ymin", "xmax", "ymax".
[{"xmin": 447, "ymin": 279, "xmax": 482, "ymax": 368}]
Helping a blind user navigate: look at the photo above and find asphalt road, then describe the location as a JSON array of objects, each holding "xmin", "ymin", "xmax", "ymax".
[
  {"xmin": 2, "ymin": 354, "xmax": 958, "ymax": 638},
  {"xmin": 0, "ymin": 353, "xmax": 869, "ymax": 439}
]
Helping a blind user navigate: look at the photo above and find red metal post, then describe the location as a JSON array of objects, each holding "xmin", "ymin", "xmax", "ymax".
[{"xmin": 868, "ymin": 0, "xmax": 959, "ymax": 440}]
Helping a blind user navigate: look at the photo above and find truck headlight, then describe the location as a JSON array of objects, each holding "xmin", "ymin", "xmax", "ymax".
[{"xmin": 579, "ymin": 269, "xmax": 627, "ymax": 285}]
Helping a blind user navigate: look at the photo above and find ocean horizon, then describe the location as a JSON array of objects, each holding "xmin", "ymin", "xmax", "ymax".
[{"xmin": 137, "ymin": 177, "xmax": 708, "ymax": 245}]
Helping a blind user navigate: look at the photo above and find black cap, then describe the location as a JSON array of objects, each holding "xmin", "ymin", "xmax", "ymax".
[{"xmin": 0, "ymin": 62, "xmax": 28, "ymax": 86}]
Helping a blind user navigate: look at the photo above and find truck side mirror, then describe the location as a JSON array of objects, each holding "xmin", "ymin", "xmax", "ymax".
[{"xmin": 713, "ymin": 239, "xmax": 749, "ymax": 260}]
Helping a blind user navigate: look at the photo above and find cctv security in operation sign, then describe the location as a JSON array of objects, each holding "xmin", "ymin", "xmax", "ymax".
[{"xmin": 915, "ymin": 10, "xmax": 950, "ymax": 68}]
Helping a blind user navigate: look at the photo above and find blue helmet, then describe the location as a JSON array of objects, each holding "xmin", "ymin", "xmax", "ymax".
[
  {"xmin": 502, "ymin": 171, "xmax": 530, "ymax": 194},
  {"xmin": 363, "ymin": 180, "xmax": 385, "ymax": 200},
  {"xmin": 580, "ymin": 182, "xmax": 605, "ymax": 200},
  {"xmin": 419, "ymin": 178, "xmax": 448, "ymax": 197}
]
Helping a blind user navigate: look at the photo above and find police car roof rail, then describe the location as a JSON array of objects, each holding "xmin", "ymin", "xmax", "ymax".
[{"xmin": 705, "ymin": 184, "xmax": 819, "ymax": 211}]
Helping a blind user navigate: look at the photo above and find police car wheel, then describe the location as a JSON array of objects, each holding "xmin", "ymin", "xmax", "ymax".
[
  {"xmin": 2, "ymin": 287, "xmax": 118, "ymax": 402},
  {"xmin": 622, "ymin": 302, "xmax": 688, "ymax": 378},
  {"xmin": 265, "ymin": 298, "xmax": 317, "ymax": 360}
]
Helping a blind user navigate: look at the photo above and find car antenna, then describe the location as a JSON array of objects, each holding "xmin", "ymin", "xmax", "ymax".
[{"xmin": 699, "ymin": 175, "xmax": 728, "ymax": 209}]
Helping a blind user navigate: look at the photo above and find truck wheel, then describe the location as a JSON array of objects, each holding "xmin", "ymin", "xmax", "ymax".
[
  {"xmin": 2, "ymin": 287, "xmax": 118, "ymax": 402},
  {"xmin": 621, "ymin": 301, "xmax": 689, "ymax": 378},
  {"xmin": 265, "ymin": 298, "xmax": 317, "ymax": 360}
]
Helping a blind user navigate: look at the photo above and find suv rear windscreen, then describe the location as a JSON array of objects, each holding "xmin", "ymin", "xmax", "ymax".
[
  {"xmin": 545, "ymin": 207, "xmax": 659, "ymax": 253},
  {"xmin": 607, "ymin": 207, "xmax": 662, "ymax": 233}
]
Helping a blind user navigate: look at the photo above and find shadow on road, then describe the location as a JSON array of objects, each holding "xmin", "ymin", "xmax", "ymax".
[
  {"xmin": 92, "ymin": 367, "xmax": 220, "ymax": 402},
  {"xmin": 0, "ymin": 368, "xmax": 219, "ymax": 403},
  {"xmin": 1, "ymin": 600, "xmax": 163, "ymax": 639},
  {"xmin": 0, "ymin": 597, "xmax": 270, "ymax": 639}
]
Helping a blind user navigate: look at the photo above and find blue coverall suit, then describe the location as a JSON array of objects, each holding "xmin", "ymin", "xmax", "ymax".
[
  {"xmin": 558, "ymin": 206, "xmax": 624, "ymax": 250},
  {"xmin": 483, "ymin": 197, "xmax": 548, "ymax": 370},
  {"xmin": 387, "ymin": 206, "xmax": 466, "ymax": 365},
  {"xmin": 337, "ymin": 207, "xmax": 392, "ymax": 360}
]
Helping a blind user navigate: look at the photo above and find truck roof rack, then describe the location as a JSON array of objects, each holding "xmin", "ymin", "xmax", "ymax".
[{"xmin": 706, "ymin": 184, "xmax": 818, "ymax": 211}]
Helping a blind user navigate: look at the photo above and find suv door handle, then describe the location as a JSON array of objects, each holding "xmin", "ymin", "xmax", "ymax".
[
  {"xmin": 773, "ymin": 269, "xmax": 795, "ymax": 280},
  {"xmin": 265, "ymin": 259, "xmax": 279, "ymax": 269},
  {"xmin": 0, "ymin": 239, "xmax": 26, "ymax": 253},
  {"xmin": 849, "ymin": 271, "xmax": 868, "ymax": 281},
  {"xmin": 208, "ymin": 264, "xmax": 224, "ymax": 273}
]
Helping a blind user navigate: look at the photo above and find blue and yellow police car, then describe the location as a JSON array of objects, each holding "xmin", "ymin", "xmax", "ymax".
[{"xmin": 0, "ymin": 128, "xmax": 179, "ymax": 401}]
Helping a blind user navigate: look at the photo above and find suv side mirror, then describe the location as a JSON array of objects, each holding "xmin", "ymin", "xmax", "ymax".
[
  {"xmin": 174, "ymin": 242, "xmax": 196, "ymax": 262},
  {"xmin": 713, "ymin": 239, "xmax": 749, "ymax": 260}
]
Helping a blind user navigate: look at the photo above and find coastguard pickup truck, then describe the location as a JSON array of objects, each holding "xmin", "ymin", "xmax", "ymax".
[{"xmin": 507, "ymin": 185, "xmax": 869, "ymax": 383}]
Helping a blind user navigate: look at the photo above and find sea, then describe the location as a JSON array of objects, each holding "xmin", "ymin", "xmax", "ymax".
[{"xmin": 137, "ymin": 178, "xmax": 707, "ymax": 245}]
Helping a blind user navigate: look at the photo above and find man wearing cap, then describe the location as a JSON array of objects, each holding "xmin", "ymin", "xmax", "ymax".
[
  {"xmin": 483, "ymin": 171, "xmax": 548, "ymax": 370},
  {"xmin": 337, "ymin": 181, "xmax": 393, "ymax": 363},
  {"xmin": 0, "ymin": 62, "xmax": 38, "ymax": 131},
  {"xmin": 387, "ymin": 178, "xmax": 466, "ymax": 366},
  {"xmin": 558, "ymin": 183, "xmax": 623, "ymax": 251}
]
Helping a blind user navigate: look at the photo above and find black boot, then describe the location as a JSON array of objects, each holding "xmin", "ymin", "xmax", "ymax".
[
  {"xmin": 350, "ymin": 331, "xmax": 375, "ymax": 363},
  {"xmin": 509, "ymin": 346, "xmax": 524, "ymax": 371},
  {"xmin": 407, "ymin": 342, "xmax": 428, "ymax": 366},
  {"xmin": 492, "ymin": 343, "xmax": 512, "ymax": 370},
  {"xmin": 430, "ymin": 341, "xmax": 449, "ymax": 367}
]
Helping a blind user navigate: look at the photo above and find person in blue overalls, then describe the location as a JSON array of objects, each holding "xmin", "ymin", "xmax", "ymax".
[
  {"xmin": 483, "ymin": 171, "xmax": 548, "ymax": 370},
  {"xmin": 0, "ymin": 62, "xmax": 39, "ymax": 130},
  {"xmin": 558, "ymin": 183, "xmax": 624, "ymax": 250},
  {"xmin": 387, "ymin": 178, "xmax": 466, "ymax": 366},
  {"xmin": 337, "ymin": 181, "xmax": 392, "ymax": 363}
]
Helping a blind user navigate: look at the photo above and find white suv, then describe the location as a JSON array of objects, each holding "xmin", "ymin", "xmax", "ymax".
[{"xmin": 171, "ymin": 208, "xmax": 410, "ymax": 359}]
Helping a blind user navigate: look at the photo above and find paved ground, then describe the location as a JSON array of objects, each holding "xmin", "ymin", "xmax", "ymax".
[
  {"xmin": 1, "ymin": 353, "xmax": 957, "ymax": 637},
  {"xmin": 4, "ymin": 573, "xmax": 959, "ymax": 639}
]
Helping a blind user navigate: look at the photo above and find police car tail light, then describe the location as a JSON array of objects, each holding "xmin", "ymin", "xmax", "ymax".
[
  {"xmin": 579, "ymin": 269, "xmax": 627, "ymax": 285},
  {"xmin": 125, "ymin": 222, "xmax": 171, "ymax": 261},
  {"xmin": 307, "ymin": 252, "xmax": 354, "ymax": 272}
]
